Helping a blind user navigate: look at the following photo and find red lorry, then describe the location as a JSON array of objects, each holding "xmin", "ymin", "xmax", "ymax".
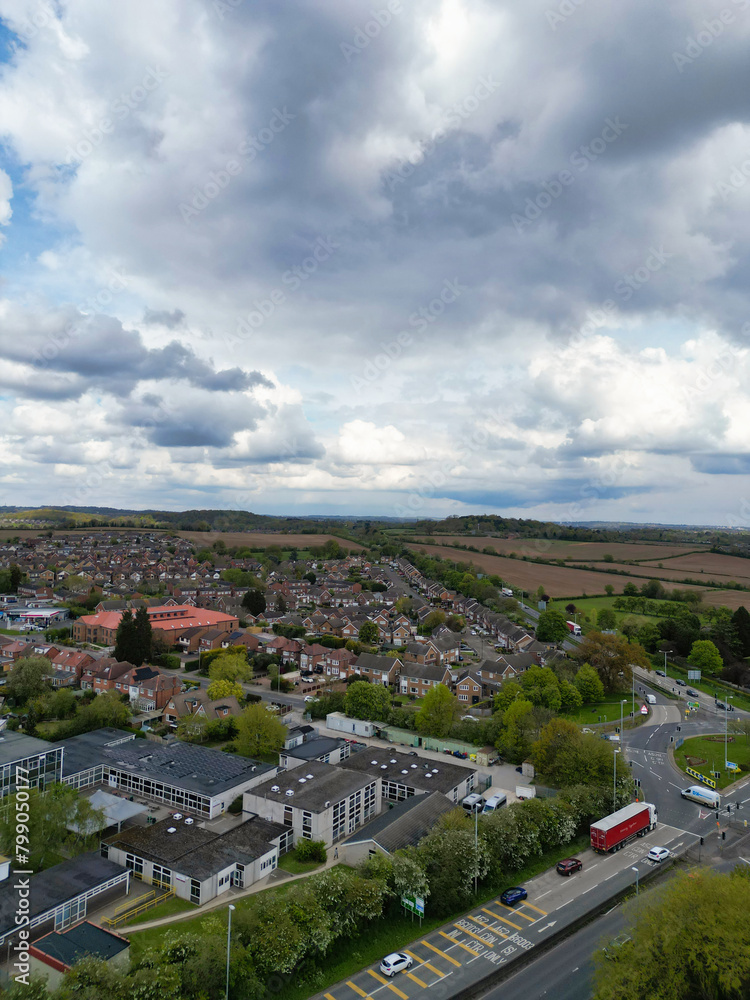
[{"xmin": 590, "ymin": 802, "xmax": 657, "ymax": 853}]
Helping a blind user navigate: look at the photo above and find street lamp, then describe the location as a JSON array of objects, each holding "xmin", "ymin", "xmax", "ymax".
[
  {"xmin": 613, "ymin": 748, "xmax": 620, "ymax": 808},
  {"xmin": 621, "ymin": 699, "xmax": 627, "ymax": 737},
  {"xmin": 725, "ymin": 695, "xmax": 734, "ymax": 769},
  {"xmin": 226, "ymin": 904, "xmax": 235, "ymax": 1000},
  {"xmin": 631, "ymin": 866, "xmax": 639, "ymax": 895},
  {"xmin": 663, "ymin": 649, "xmax": 672, "ymax": 679}
]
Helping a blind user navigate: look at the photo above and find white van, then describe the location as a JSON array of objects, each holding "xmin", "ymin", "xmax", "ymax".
[
  {"xmin": 645, "ymin": 694, "xmax": 656, "ymax": 705},
  {"xmin": 482, "ymin": 793, "xmax": 507, "ymax": 814},
  {"xmin": 681, "ymin": 785, "xmax": 721, "ymax": 809},
  {"xmin": 462, "ymin": 793, "xmax": 484, "ymax": 813}
]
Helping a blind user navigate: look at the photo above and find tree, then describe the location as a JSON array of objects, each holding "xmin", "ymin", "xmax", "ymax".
[
  {"xmin": 208, "ymin": 651, "xmax": 252, "ymax": 683},
  {"xmin": 303, "ymin": 571, "xmax": 316, "ymax": 584},
  {"xmin": 574, "ymin": 663, "xmax": 605, "ymax": 703},
  {"xmin": 493, "ymin": 679, "xmax": 523, "ymax": 711},
  {"xmin": 6, "ymin": 655, "xmax": 52, "ymax": 704},
  {"xmin": 133, "ymin": 605, "xmax": 153, "ymax": 665},
  {"xmin": 446, "ymin": 614, "xmax": 465, "ymax": 632},
  {"xmin": 498, "ymin": 698, "xmax": 535, "ymax": 763},
  {"xmin": 657, "ymin": 606, "xmax": 701, "ymax": 656},
  {"xmin": 358, "ymin": 622, "xmax": 379, "ymax": 645},
  {"xmin": 574, "ymin": 632, "xmax": 649, "ymax": 692},
  {"xmin": 344, "ymin": 680, "xmax": 391, "ymax": 721},
  {"xmin": 9, "ymin": 563, "xmax": 22, "ymax": 592},
  {"xmin": 242, "ymin": 588, "xmax": 267, "ymax": 616},
  {"xmin": 604, "ymin": 584, "xmax": 615, "ymax": 596},
  {"xmin": 415, "ymin": 683, "xmax": 459, "ymax": 737},
  {"xmin": 592, "ymin": 869, "xmax": 750, "ymax": 1000},
  {"xmin": 275, "ymin": 594, "xmax": 288, "ymax": 613},
  {"xmin": 417, "ymin": 828, "xmax": 489, "ymax": 915},
  {"xmin": 206, "ymin": 678, "xmax": 244, "ymax": 701},
  {"xmin": 423, "ymin": 610, "xmax": 446, "ymax": 632},
  {"xmin": 731, "ymin": 606, "xmax": 750, "ymax": 657},
  {"xmin": 535, "ymin": 609, "xmax": 570, "ymax": 643},
  {"xmin": 521, "ymin": 666, "xmax": 562, "ymax": 712},
  {"xmin": 687, "ymin": 639, "xmax": 723, "ymax": 676},
  {"xmin": 565, "ymin": 603, "xmax": 577, "ymax": 614},
  {"xmin": 623, "ymin": 582, "xmax": 639, "ymax": 596},
  {"xmin": 559, "ymin": 678, "xmax": 583, "ymax": 711},
  {"xmin": 177, "ymin": 713, "xmax": 209, "ymax": 743},
  {"xmin": 597, "ymin": 608, "xmax": 617, "ymax": 631},
  {"xmin": 113, "ymin": 608, "xmax": 138, "ymax": 663},
  {"xmin": 235, "ymin": 703, "xmax": 286, "ymax": 759}
]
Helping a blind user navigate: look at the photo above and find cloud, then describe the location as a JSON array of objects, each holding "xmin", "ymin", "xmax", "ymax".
[{"xmin": 142, "ymin": 307, "xmax": 185, "ymax": 328}]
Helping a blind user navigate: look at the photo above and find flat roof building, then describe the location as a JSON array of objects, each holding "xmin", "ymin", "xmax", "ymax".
[
  {"xmin": 0, "ymin": 731, "xmax": 63, "ymax": 800},
  {"xmin": 28, "ymin": 922, "xmax": 130, "ymax": 991},
  {"xmin": 338, "ymin": 747, "xmax": 477, "ymax": 805}
]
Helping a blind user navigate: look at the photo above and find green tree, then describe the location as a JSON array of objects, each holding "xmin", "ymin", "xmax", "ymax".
[
  {"xmin": 235, "ymin": 702, "xmax": 287, "ymax": 759},
  {"xmin": 344, "ymin": 680, "xmax": 391, "ymax": 721},
  {"xmin": 113, "ymin": 608, "xmax": 138, "ymax": 663},
  {"xmin": 423, "ymin": 610, "xmax": 446, "ymax": 632},
  {"xmin": 206, "ymin": 678, "xmax": 244, "ymax": 701},
  {"xmin": 417, "ymin": 828, "xmax": 489, "ymax": 916},
  {"xmin": 687, "ymin": 638, "xmax": 723, "ymax": 676},
  {"xmin": 358, "ymin": 621, "xmax": 379, "ymax": 645},
  {"xmin": 731, "ymin": 605, "xmax": 750, "ymax": 657},
  {"xmin": 521, "ymin": 666, "xmax": 562, "ymax": 711},
  {"xmin": 559, "ymin": 678, "xmax": 583, "ymax": 711},
  {"xmin": 535, "ymin": 609, "xmax": 570, "ymax": 643},
  {"xmin": 242, "ymin": 588, "xmax": 267, "ymax": 616},
  {"xmin": 415, "ymin": 683, "xmax": 459, "ymax": 737},
  {"xmin": 493, "ymin": 679, "xmax": 523, "ymax": 711},
  {"xmin": 592, "ymin": 869, "xmax": 750, "ymax": 1000},
  {"xmin": 498, "ymin": 698, "xmax": 535, "ymax": 763},
  {"xmin": 9, "ymin": 563, "xmax": 22, "ymax": 592},
  {"xmin": 604, "ymin": 584, "xmax": 615, "ymax": 596},
  {"xmin": 133, "ymin": 604, "xmax": 153, "ymax": 665},
  {"xmin": 445, "ymin": 614, "xmax": 465, "ymax": 632},
  {"xmin": 177, "ymin": 712, "xmax": 209, "ymax": 743},
  {"xmin": 5, "ymin": 655, "xmax": 53, "ymax": 702},
  {"xmin": 623, "ymin": 582, "xmax": 639, "ymax": 596},
  {"xmin": 208, "ymin": 651, "xmax": 252, "ymax": 683},
  {"xmin": 574, "ymin": 662, "xmax": 606, "ymax": 703},
  {"xmin": 574, "ymin": 632, "xmax": 649, "ymax": 692},
  {"xmin": 597, "ymin": 608, "xmax": 617, "ymax": 631}
]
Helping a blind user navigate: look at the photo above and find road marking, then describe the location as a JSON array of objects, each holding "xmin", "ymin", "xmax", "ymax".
[
  {"xmin": 521, "ymin": 901, "xmax": 548, "ymax": 916},
  {"xmin": 456, "ymin": 923, "xmax": 501, "ymax": 948},
  {"xmin": 537, "ymin": 890, "xmax": 551, "ymax": 899},
  {"xmin": 511, "ymin": 908, "xmax": 536, "ymax": 922},
  {"xmin": 325, "ymin": 994, "xmax": 336, "ymax": 1000},
  {"xmin": 466, "ymin": 914, "xmax": 509, "ymax": 939},
  {"xmin": 405, "ymin": 972, "xmax": 428, "ymax": 989},
  {"xmin": 347, "ymin": 982, "xmax": 370, "ymax": 998},
  {"xmin": 439, "ymin": 931, "xmax": 478, "ymax": 956},
  {"xmin": 403, "ymin": 950, "xmax": 444, "ymax": 978},
  {"xmin": 421, "ymin": 940, "xmax": 461, "ymax": 968},
  {"xmin": 367, "ymin": 970, "xmax": 408, "ymax": 999},
  {"xmin": 483, "ymin": 907, "xmax": 522, "ymax": 930}
]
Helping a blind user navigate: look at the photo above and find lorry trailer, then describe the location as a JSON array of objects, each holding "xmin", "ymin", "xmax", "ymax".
[
  {"xmin": 590, "ymin": 802, "xmax": 657, "ymax": 853},
  {"xmin": 565, "ymin": 620, "xmax": 582, "ymax": 636}
]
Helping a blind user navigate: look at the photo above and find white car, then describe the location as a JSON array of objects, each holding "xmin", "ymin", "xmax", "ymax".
[
  {"xmin": 303, "ymin": 695, "xmax": 317, "ymax": 703},
  {"xmin": 379, "ymin": 953, "xmax": 413, "ymax": 978},
  {"xmin": 648, "ymin": 846, "xmax": 670, "ymax": 863}
]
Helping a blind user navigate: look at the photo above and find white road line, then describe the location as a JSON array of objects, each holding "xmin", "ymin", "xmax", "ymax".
[
  {"xmin": 537, "ymin": 890, "xmax": 551, "ymax": 899},
  {"xmin": 557, "ymin": 899, "xmax": 571, "ymax": 908},
  {"xmin": 668, "ymin": 782, "xmax": 682, "ymax": 789}
]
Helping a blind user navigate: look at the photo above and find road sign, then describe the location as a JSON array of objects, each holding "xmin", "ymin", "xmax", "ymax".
[
  {"xmin": 640, "ymin": 705, "xmax": 649, "ymax": 715},
  {"xmin": 401, "ymin": 895, "xmax": 425, "ymax": 916},
  {"xmin": 687, "ymin": 670, "xmax": 701, "ymax": 680},
  {"xmin": 686, "ymin": 766, "xmax": 716, "ymax": 789},
  {"xmin": 726, "ymin": 761, "xmax": 740, "ymax": 772}
]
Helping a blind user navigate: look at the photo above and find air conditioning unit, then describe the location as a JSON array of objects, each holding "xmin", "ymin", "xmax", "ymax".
[
  {"xmin": 285, "ymin": 790, "xmax": 294, "ymax": 797},
  {"xmin": 167, "ymin": 827, "xmax": 177, "ymax": 833},
  {"xmin": 185, "ymin": 818, "xmax": 194, "ymax": 825}
]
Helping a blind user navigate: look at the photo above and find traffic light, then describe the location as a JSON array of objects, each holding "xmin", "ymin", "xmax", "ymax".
[
  {"xmin": 728, "ymin": 804, "xmax": 732, "ymax": 815},
  {"xmin": 722, "ymin": 831, "xmax": 726, "ymax": 840},
  {"xmin": 715, "ymin": 811, "xmax": 720, "ymax": 821},
  {"xmin": 737, "ymin": 802, "xmax": 741, "ymax": 810},
  {"xmin": 700, "ymin": 836, "xmax": 704, "ymax": 846}
]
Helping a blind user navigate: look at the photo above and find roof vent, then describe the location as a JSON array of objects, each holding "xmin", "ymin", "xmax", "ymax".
[
  {"xmin": 271, "ymin": 785, "xmax": 280, "ymax": 792},
  {"xmin": 305, "ymin": 774, "xmax": 314, "ymax": 780},
  {"xmin": 411, "ymin": 764, "xmax": 417, "ymax": 769},
  {"xmin": 432, "ymin": 768, "xmax": 438, "ymax": 773},
  {"xmin": 370, "ymin": 760, "xmax": 378, "ymax": 765},
  {"xmin": 424, "ymin": 773, "xmax": 432, "ymax": 779},
  {"xmin": 390, "ymin": 759, "xmax": 397, "ymax": 764},
  {"xmin": 285, "ymin": 789, "xmax": 294, "ymax": 797},
  {"xmin": 185, "ymin": 818, "xmax": 194, "ymax": 825},
  {"xmin": 401, "ymin": 769, "xmax": 409, "ymax": 774},
  {"xmin": 167, "ymin": 826, "xmax": 177, "ymax": 833},
  {"xmin": 380, "ymin": 764, "xmax": 388, "ymax": 769},
  {"xmin": 298, "ymin": 778, "xmax": 307, "ymax": 783}
]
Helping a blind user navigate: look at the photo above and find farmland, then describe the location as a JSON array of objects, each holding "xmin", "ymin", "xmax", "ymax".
[
  {"xmin": 406, "ymin": 542, "xmax": 708, "ymax": 598},
  {"xmin": 176, "ymin": 531, "xmax": 363, "ymax": 550},
  {"xmin": 402, "ymin": 535, "xmax": 704, "ymax": 561}
]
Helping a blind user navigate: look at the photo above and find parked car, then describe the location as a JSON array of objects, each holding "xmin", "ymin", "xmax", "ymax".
[
  {"xmin": 556, "ymin": 858, "xmax": 583, "ymax": 876},
  {"xmin": 500, "ymin": 887, "xmax": 528, "ymax": 905},
  {"xmin": 515, "ymin": 766, "xmax": 523, "ymax": 774},
  {"xmin": 647, "ymin": 846, "xmax": 670, "ymax": 863},
  {"xmin": 582, "ymin": 728, "xmax": 594, "ymax": 734},
  {"xmin": 379, "ymin": 953, "xmax": 413, "ymax": 978},
  {"xmin": 303, "ymin": 695, "xmax": 317, "ymax": 703}
]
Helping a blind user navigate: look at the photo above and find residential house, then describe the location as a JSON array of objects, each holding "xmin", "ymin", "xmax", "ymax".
[
  {"xmin": 352, "ymin": 652, "xmax": 402, "ymax": 686},
  {"xmin": 399, "ymin": 662, "xmax": 453, "ymax": 698}
]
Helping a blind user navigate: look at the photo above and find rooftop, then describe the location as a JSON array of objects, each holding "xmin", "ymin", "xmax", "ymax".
[
  {"xmin": 343, "ymin": 791, "xmax": 454, "ymax": 853},
  {"xmin": 30, "ymin": 922, "xmax": 129, "ymax": 968},
  {"xmin": 338, "ymin": 747, "xmax": 474, "ymax": 794},
  {"xmin": 0, "ymin": 731, "xmax": 58, "ymax": 767},
  {"xmin": 248, "ymin": 759, "xmax": 374, "ymax": 813}
]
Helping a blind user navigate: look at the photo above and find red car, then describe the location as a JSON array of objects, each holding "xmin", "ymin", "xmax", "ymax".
[{"xmin": 556, "ymin": 858, "xmax": 583, "ymax": 876}]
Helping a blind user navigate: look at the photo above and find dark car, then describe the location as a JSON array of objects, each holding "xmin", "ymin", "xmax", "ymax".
[
  {"xmin": 686, "ymin": 688, "xmax": 699, "ymax": 696},
  {"xmin": 515, "ymin": 766, "xmax": 523, "ymax": 773},
  {"xmin": 500, "ymin": 887, "xmax": 528, "ymax": 906},
  {"xmin": 676, "ymin": 679, "xmax": 686, "ymax": 687},
  {"xmin": 556, "ymin": 858, "xmax": 583, "ymax": 876},
  {"xmin": 655, "ymin": 669, "xmax": 666, "ymax": 676}
]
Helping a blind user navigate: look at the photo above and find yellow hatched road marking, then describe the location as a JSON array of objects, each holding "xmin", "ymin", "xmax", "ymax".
[
  {"xmin": 367, "ymin": 970, "xmax": 408, "ymax": 999},
  {"xmin": 483, "ymin": 907, "xmax": 522, "ymax": 930},
  {"xmin": 325, "ymin": 995, "xmax": 336, "ymax": 1000},
  {"xmin": 346, "ymin": 983, "xmax": 370, "ymax": 998},
  {"xmin": 512, "ymin": 908, "xmax": 536, "ymax": 922},
  {"xmin": 405, "ymin": 971, "xmax": 428, "ymax": 988},
  {"xmin": 403, "ymin": 950, "xmax": 444, "ymax": 978},
  {"xmin": 466, "ymin": 913, "xmax": 509, "ymax": 939},
  {"xmin": 439, "ymin": 931, "xmax": 479, "ymax": 956},
  {"xmin": 421, "ymin": 940, "xmax": 461, "ymax": 967},
  {"xmin": 522, "ymin": 901, "xmax": 548, "ymax": 915}
]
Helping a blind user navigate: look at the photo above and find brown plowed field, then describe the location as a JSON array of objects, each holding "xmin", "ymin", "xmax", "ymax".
[
  {"xmin": 415, "ymin": 536, "xmax": 702, "ymax": 561},
  {"xmin": 177, "ymin": 531, "xmax": 363, "ymax": 550},
  {"xmin": 701, "ymin": 590, "xmax": 750, "ymax": 611},
  {"xmin": 642, "ymin": 552, "xmax": 750, "ymax": 581},
  {"xmin": 566, "ymin": 561, "xmax": 750, "ymax": 585},
  {"xmin": 408, "ymin": 543, "xmax": 707, "ymax": 598}
]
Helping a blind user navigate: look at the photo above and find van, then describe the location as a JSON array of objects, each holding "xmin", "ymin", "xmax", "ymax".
[
  {"xmin": 462, "ymin": 793, "xmax": 483, "ymax": 813},
  {"xmin": 681, "ymin": 785, "xmax": 721, "ymax": 809},
  {"xmin": 482, "ymin": 793, "xmax": 507, "ymax": 814},
  {"xmin": 645, "ymin": 694, "xmax": 656, "ymax": 705}
]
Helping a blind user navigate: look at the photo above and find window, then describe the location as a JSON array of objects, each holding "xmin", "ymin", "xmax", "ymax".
[
  {"xmin": 190, "ymin": 879, "xmax": 201, "ymax": 905},
  {"xmin": 152, "ymin": 864, "xmax": 172, "ymax": 889}
]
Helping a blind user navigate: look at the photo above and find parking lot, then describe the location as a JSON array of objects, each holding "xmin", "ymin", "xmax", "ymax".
[{"xmin": 312, "ymin": 823, "xmax": 691, "ymax": 1000}]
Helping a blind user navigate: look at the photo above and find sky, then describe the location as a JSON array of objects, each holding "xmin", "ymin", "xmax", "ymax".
[{"xmin": 0, "ymin": 0, "xmax": 749, "ymax": 526}]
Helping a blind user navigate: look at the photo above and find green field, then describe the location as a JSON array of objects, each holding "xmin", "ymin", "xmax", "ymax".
[
  {"xmin": 277, "ymin": 853, "xmax": 325, "ymax": 875},
  {"xmin": 673, "ymin": 734, "xmax": 750, "ymax": 790},
  {"xmin": 547, "ymin": 596, "xmax": 657, "ymax": 631},
  {"xmin": 561, "ymin": 692, "xmax": 642, "ymax": 726}
]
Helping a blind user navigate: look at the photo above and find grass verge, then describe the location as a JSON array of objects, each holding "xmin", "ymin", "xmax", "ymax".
[
  {"xmin": 673, "ymin": 733, "xmax": 750, "ymax": 789},
  {"xmin": 560, "ymin": 693, "xmax": 642, "ymax": 725},
  {"xmin": 277, "ymin": 853, "xmax": 324, "ymax": 876}
]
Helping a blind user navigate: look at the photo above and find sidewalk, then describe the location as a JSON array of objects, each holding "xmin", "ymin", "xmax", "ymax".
[{"xmin": 121, "ymin": 855, "xmax": 339, "ymax": 933}]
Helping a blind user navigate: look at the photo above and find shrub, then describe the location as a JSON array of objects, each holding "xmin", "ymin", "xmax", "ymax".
[
  {"xmin": 228, "ymin": 795, "xmax": 243, "ymax": 814},
  {"xmin": 295, "ymin": 839, "xmax": 327, "ymax": 863}
]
